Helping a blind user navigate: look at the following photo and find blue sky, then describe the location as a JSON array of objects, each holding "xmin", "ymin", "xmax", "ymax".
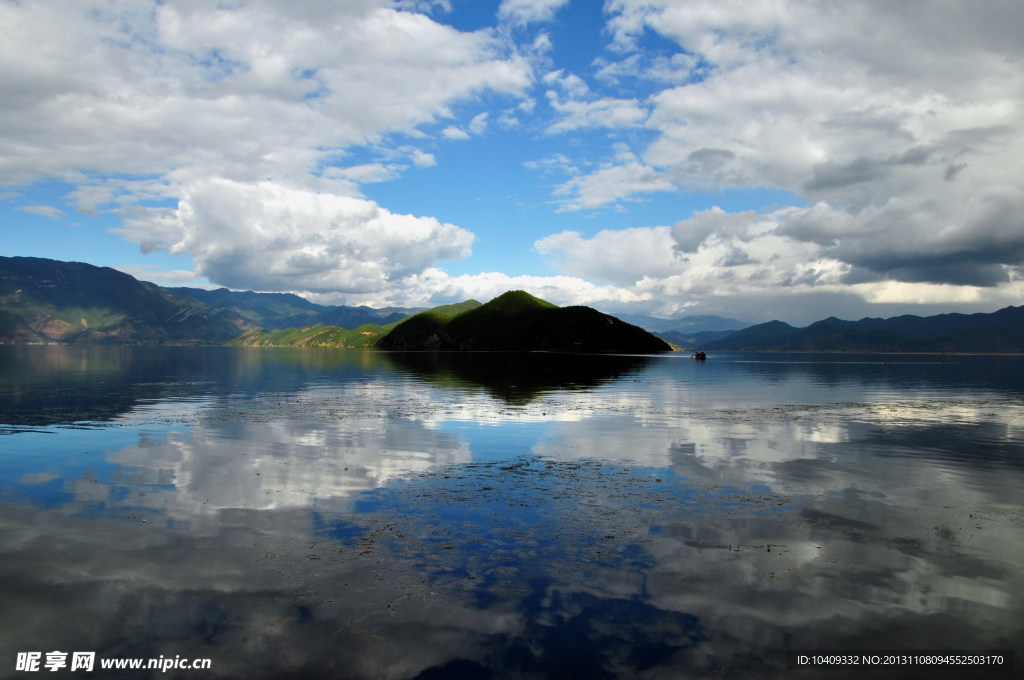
[{"xmin": 2, "ymin": 0, "xmax": 1022, "ymax": 324}]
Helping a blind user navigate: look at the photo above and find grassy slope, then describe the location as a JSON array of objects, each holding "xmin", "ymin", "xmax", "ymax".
[
  {"xmin": 226, "ymin": 300, "xmax": 484, "ymax": 349},
  {"xmin": 228, "ymin": 324, "xmax": 390, "ymax": 349},
  {"xmin": 0, "ymin": 256, "xmax": 251, "ymax": 343}
]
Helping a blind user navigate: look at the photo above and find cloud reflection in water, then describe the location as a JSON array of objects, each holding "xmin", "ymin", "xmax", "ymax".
[{"xmin": 0, "ymin": 350, "xmax": 1021, "ymax": 678}]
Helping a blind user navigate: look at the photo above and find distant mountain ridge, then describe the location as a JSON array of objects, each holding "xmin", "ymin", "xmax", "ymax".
[
  {"xmin": 0, "ymin": 256, "xmax": 254, "ymax": 344},
  {"xmin": 0, "ymin": 257, "xmax": 671, "ymax": 352},
  {"xmin": 163, "ymin": 286, "xmax": 416, "ymax": 329},
  {"xmin": 654, "ymin": 328, "xmax": 740, "ymax": 349},
  {"xmin": 617, "ymin": 313, "xmax": 754, "ymax": 334},
  {"xmin": 702, "ymin": 308, "xmax": 1024, "ymax": 352},
  {"xmin": 0, "ymin": 256, "xmax": 421, "ymax": 344},
  {"xmin": 616, "ymin": 312, "xmax": 755, "ymax": 350},
  {"xmin": 3, "ymin": 256, "xmax": 1021, "ymax": 352}
]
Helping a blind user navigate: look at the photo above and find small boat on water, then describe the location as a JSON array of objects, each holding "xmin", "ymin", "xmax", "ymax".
[{"xmin": 691, "ymin": 351, "xmax": 707, "ymax": 361}]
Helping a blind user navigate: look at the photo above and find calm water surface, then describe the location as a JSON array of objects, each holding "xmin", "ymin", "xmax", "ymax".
[{"xmin": 1, "ymin": 346, "xmax": 1021, "ymax": 679}]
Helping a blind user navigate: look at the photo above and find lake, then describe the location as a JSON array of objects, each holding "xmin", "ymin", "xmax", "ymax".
[{"xmin": 1, "ymin": 346, "xmax": 1021, "ymax": 679}]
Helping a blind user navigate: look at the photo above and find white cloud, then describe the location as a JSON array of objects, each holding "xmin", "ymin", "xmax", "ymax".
[
  {"xmin": 552, "ymin": 145, "xmax": 673, "ymax": 211},
  {"xmin": 313, "ymin": 267, "xmax": 650, "ymax": 311},
  {"xmin": 498, "ymin": 0, "xmax": 571, "ymax": 26},
  {"xmin": 594, "ymin": 52, "xmax": 704, "ymax": 86},
  {"xmin": 540, "ymin": 67, "xmax": 649, "ymax": 133},
  {"xmin": 670, "ymin": 207, "xmax": 772, "ymax": 254},
  {"xmin": 542, "ymin": 69, "xmax": 591, "ymax": 99},
  {"xmin": 535, "ymin": 227, "xmax": 681, "ymax": 286},
  {"xmin": 0, "ymin": 0, "xmax": 531, "ymax": 187},
  {"xmin": 323, "ymin": 163, "xmax": 397, "ymax": 185},
  {"xmin": 438, "ymin": 271, "xmax": 648, "ymax": 307},
  {"xmin": 4, "ymin": 0, "xmax": 1023, "ymax": 323},
  {"xmin": 18, "ymin": 204, "xmax": 64, "ymax": 219},
  {"xmin": 526, "ymin": 201, "xmax": 1024, "ymax": 323},
  {"xmin": 441, "ymin": 113, "xmax": 489, "ymax": 140},
  {"xmin": 851, "ymin": 281, "xmax": 990, "ymax": 306},
  {"xmin": 116, "ymin": 179, "xmax": 474, "ymax": 295},
  {"xmin": 536, "ymin": 210, "xmax": 799, "ymax": 300},
  {"xmin": 442, "ymin": 126, "xmax": 471, "ymax": 140},
  {"xmin": 587, "ymin": 0, "xmax": 1024, "ymax": 290},
  {"xmin": 409, "ymin": 149, "xmax": 437, "ymax": 168},
  {"xmin": 395, "ymin": 0, "xmax": 454, "ymax": 14},
  {"xmin": 113, "ymin": 265, "xmax": 207, "ymax": 287},
  {"xmin": 523, "ymin": 153, "xmax": 578, "ymax": 176},
  {"xmin": 546, "ymin": 96, "xmax": 648, "ymax": 134},
  {"xmin": 0, "ymin": 0, "xmax": 537, "ymax": 298},
  {"xmin": 468, "ymin": 112, "xmax": 489, "ymax": 135}
]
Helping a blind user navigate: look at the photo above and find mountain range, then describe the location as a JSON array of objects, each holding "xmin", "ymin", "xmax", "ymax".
[
  {"xmin": 0, "ymin": 257, "xmax": 671, "ymax": 352},
  {"xmin": 0, "ymin": 256, "xmax": 411, "ymax": 344},
  {"xmin": 616, "ymin": 312, "xmax": 753, "ymax": 334},
  {"xmin": 0, "ymin": 256, "xmax": 249, "ymax": 344},
  {"xmin": 2, "ymin": 255, "xmax": 1021, "ymax": 352},
  {"xmin": 700, "ymin": 309, "xmax": 1024, "ymax": 353}
]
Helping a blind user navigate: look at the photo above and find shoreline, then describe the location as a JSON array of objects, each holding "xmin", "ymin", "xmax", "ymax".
[{"xmin": 4, "ymin": 341, "xmax": 1024, "ymax": 356}]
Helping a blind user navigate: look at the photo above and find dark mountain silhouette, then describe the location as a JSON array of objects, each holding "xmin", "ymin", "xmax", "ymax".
[
  {"xmin": 377, "ymin": 290, "xmax": 673, "ymax": 353},
  {"xmin": 702, "ymin": 308, "xmax": 1024, "ymax": 352}
]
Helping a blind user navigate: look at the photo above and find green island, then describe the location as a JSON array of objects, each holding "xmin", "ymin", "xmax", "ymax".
[{"xmin": 230, "ymin": 292, "xmax": 675, "ymax": 353}]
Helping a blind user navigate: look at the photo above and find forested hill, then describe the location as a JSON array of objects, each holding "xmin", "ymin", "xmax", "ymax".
[
  {"xmin": 0, "ymin": 256, "xmax": 254, "ymax": 344},
  {"xmin": 701, "ymin": 307, "xmax": 1024, "ymax": 352},
  {"xmin": 377, "ymin": 290, "xmax": 674, "ymax": 353},
  {"xmin": 0, "ymin": 256, "xmax": 415, "ymax": 344}
]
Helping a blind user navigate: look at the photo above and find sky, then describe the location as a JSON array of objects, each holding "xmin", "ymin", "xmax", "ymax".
[{"xmin": 2, "ymin": 0, "xmax": 1023, "ymax": 325}]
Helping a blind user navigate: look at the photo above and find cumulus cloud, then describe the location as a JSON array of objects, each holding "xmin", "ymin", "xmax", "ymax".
[
  {"xmin": 670, "ymin": 207, "xmax": 773, "ymax": 253},
  {"xmin": 113, "ymin": 265, "xmax": 207, "ymax": 287},
  {"xmin": 535, "ymin": 227, "xmax": 681, "ymax": 286},
  {"xmin": 541, "ymin": 68, "xmax": 649, "ymax": 134},
  {"xmin": 529, "ymin": 198, "xmax": 1013, "ymax": 322},
  {"xmin": 442, "ymin": 126, "xmax": 471, "ymax": 140},
  {"xmin": 0, "ymin": 0, "xmax": 530, "ymax": 189},
  {"xmin": 440, "ymin": 113, "xmax": 490, "ymax": 140},
  {"xmin": 545, "ymin": 96, "xmax": 648, "ymax": 134},
  {"xmin": 312, "ymin": 266, "xmax": 652, "ymax": 312},
  {"xmin": 776, "ymin": 190, "xmax": 1024, "ymax": 287},
  {"xmin": 117, "ymin": 179, "xmax": 474, "ymax": 294},
  {"xmin": 5, "ymin": 0, "xmax": 1023, "ymax": 321},
  {"xmin": 552, "ymin": 145, "xmax": 673, "ymax": 211},
  {"xmin": 0, "ymin": 0, "xmax": 538, "ymax": 296},
  {"xmin": 546, "ymin": 0, "xmax": 1024, "ymax": 307}
]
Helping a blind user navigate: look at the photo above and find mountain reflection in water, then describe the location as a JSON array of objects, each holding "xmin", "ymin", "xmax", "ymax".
[
  {"xmin": 384, "ymin": 351, "xmax": 653, "ymax": 404},
  {"xmin": 0, "ymin": 346, "xmax": 1021, "ymax": 679}
]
